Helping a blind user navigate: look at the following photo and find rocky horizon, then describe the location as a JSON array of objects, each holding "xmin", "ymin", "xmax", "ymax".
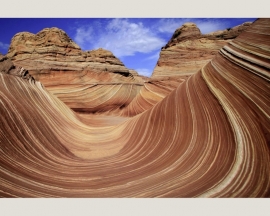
[{"xmin": 2, "ymin": 21, "xmax": 254, "ymax": 116}]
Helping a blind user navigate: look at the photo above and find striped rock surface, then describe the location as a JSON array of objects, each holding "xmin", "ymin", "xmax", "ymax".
[
  {"xmin": 0, "ymin": 18, "xmax": 269, "ymax": 197},
  {"xmin": 4, "ymin": 27, "xmax": 186, "ymax": 116},
  {"xmin": 118, "ymin": 76, "xmax": 186, "ymax": 116},
  {"xmin": 152, "ymin": 21, "xmax": 252, "ymax": 78},
  {"xmin": 6, "ymin": 27, "xmax": 148, "ymax": 113},
  {"xmin": 6, "ymin": 28, "xmax": 132, "ymax": 80}
]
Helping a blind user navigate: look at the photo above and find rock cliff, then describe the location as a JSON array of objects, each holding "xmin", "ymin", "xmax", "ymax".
[
  {"xmin": 152, "ymin": 21, "xmax": 252, "ymax": 78},
  {"xmin": 6, "ymin": 27, "xmax": 144, "ymax": 113},
  {"xmin": 6, "ymin": 27, "xmax": 138, "ymax": 83}
]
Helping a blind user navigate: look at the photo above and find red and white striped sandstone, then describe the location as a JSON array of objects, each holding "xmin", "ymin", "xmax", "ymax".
[
  {"xmin": 152, "ymin": 21, "xmax": 252, "ymax": 78},
  {"xmin": 0, "ymin": 19, "xmax": 269, "ymax": 197}
]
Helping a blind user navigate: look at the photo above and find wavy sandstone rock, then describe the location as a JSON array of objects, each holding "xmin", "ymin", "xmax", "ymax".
[
  {"xmin": 152, "ymin": 21, "xmax": 252, "ymax": 78},
  {"xmin": 6, "ymin": 27, "xmax": 145, "ymax": 113},
  {"xmin": 0, "ymin": 18, "xmax": 269, "ymax": 197},
  {"xmin": 7, "ymin": 28, "xmax": 130, "ymax": 79},
  {"xmin": 118, "ymin": 76, "xmax": 185, "ymax": 116},
  {"xmin": 4, "ymin": 27, "xmax": 185, "ymax": 116}
]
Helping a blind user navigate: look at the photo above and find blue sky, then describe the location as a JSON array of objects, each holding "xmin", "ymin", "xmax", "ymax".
[{"xmin": 0, "ymin": 18, "xmax": 256, "ymax": 77}]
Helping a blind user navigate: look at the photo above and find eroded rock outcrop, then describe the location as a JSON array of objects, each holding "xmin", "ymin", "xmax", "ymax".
[
  {"xmin": 6, "ymin": 28, "xmax": 145, "ymax": 113},
  {"xmin": 5, "ymin": 27, "xmax": 185, "ymax": 116},
  {"xmin": 0, "ymin": 53, "xmax": 35, "ymax": 82},
  {"xmin": 152, "ymin": 21, "xmax": 252, "ymax": 78},
  {"xmin": 6, "ymin": 27, "xmax": 138, "ymax": 83}
]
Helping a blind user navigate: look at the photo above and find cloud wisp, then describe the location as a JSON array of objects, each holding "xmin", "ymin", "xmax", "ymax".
[
  {"xmin": 74, "ymin": 19, "xmax": 166, "ymax": 57},
  {"xmin": 195, "ymin": 19, "xmax": 229, "ymax": 34},
  {"xmin": 156, "ymin": 18, "xmax": 230, "ymax": 35},
  {"xmin": 135, "ymin": 68, "xmax": 153, "ymax": 77},
  {"xmin": 97, "ymin": 19, "xmax": 166, "ymax": 57},
  {"xmin": 73, "ymin": 18, "xmax": 233, "ymax": 57},
  {"xmin": 74, "ymin": 26, "xmax": 93, "ymax": 48},
  {"xmin": 72, "ymin": 18, "xmax": 250, "ymax": 77},
  {"xmin": 143, "ymin": 51, "xmax": 160, "ymax": 64},
  {"xmin": 157, "ymin": 18, "xmax": 188, "ymax": 33},
  {"xmin": 0, "ymin": 41, "xmax": 9, "ymax": 52}
]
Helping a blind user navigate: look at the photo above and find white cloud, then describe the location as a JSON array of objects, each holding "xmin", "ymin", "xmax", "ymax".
[
  {"xmin": 135, "ymin": 68, "xmax": 153, "ymax": 77},
  {"xmin": 156, "ymin": 18, "xmax": 230, "ymax": 35},
  {"xmin": 145, "ymin": 51, "xmax": 160, "ymax": 61},
  {"xmin": 196, "ymin": 20, "xmax": 229, "ymax": 34},
  {"xmin": 157, "ymin": 18, "xmax": 187, "ymax": 33},
  {"xmin": 94, "ymin": 19, "xmax": 166, "ymax": 57},
  {"xmin": 0, "ymin": 41, "xmax": 9, "ymax": 51},
  {"xmin": 73, "ymin": 18, "xmax": 232, "ymax": 61},
  {"xmin": 74, "ymin": 26, "xmax": 93, "ymax": 48}
]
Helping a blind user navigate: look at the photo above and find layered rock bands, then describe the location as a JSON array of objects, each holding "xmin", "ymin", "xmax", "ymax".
[
  {"xmin": 0, "ymin": 19, "xmax": 269, "ymax": 197},
  {"xmin": 152, "ymin": 21, "xmax": 252, "ymax": 78}
]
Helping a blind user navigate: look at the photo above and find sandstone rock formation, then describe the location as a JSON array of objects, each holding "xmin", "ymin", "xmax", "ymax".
[
  {"xmin": 6, "ymin": 28, "xmax": 132, "ymax": 82},
  {"xmin": 152, "ymin": 21, "xmax": 252, "ymax": 78},
  {"xmin": 0, "ymin": 53, "xmax": 35, "ymax": 82},
  {"xmin": 6, "ymin": 27, "xmax": 145, "ymax": 113},
  {"xmin": 0, "ymin": 18, "xmax": 269, "ymax": 197},
  {"xmin": 118, "ymin": 76, "xmax": 185, "ymax": 116},
  {"xmin": 5, "ymin": 23, "xmax": 252, "ymax": 117},
  {"xmin": 3, "ymin": 27, "xmax": 189, "ymax": 116}
]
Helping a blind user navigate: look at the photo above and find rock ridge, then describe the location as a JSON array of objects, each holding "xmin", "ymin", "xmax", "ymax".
[
  {"xmin": 6, "ymin": 27, "xmax": 135, "ymax": 81},
  {"xmin": 163, "ymin": 22, "xmax": 253, "ymax": 49},
  {"xmin": 152, "ymin": 21, "xmax": 253, "ymax": 78}
]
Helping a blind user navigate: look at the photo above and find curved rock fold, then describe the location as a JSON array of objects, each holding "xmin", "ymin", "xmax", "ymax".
[{"xmin": 0, "ymin": 18, "xmax": 269, "ymax": 197}]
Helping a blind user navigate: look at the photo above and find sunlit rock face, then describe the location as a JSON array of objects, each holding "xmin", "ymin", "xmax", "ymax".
[
  {"xmin": 0, "ymin": 19, "xmax": 269, "ymax": 197},
  {"xmin": 152, "ymin": 21, "xmax": 252, "ymax": 78},
  {"xmin": 118, "ymin": 76, "xmax": 186, "ymax": 116},
  {"xmin": 6, "ymin": 27, "xmax": 146, "ymax": 113},
  {"xmin": 6, "ymin": 27, "xmax": 131, "ymax": 81},
  {"xmin": 3, "ymin": 27, "xmax": 190, "ymax": 116}
]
